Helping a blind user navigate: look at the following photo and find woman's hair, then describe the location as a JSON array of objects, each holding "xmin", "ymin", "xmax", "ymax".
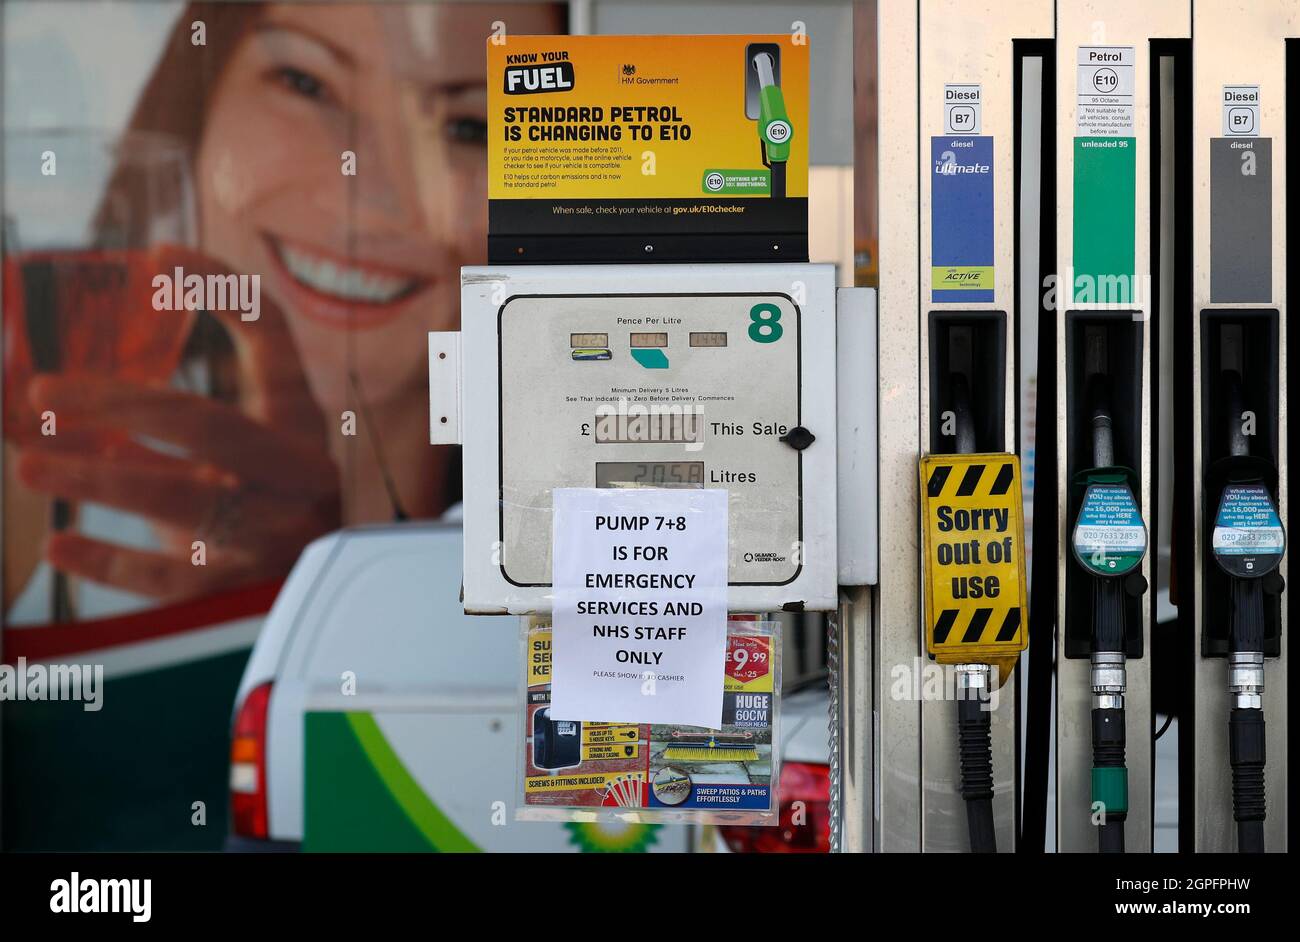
[
  {"xmin": 92, "ymin": 5, "xmax": 267, "ymax": 404},
  {"xmin": 96, "ymin": 3, "xmax": 265, "ymax": 245}
]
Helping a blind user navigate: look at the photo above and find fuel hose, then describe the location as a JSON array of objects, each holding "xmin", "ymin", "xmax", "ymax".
[
  {"xmin": 948, "ymin": 372, "xmax": 997, "ymax": 853},
  {"xmin": 957, "ymin": 666, "xmax": 996, "ymax": 852},
  {"xmin": 1213, "ymin": 370, "xmax": 1283, "ymax": 854},
  {"xmin": 1072, "ymin": 374, "xmax": 1147, "ymax": 854}
]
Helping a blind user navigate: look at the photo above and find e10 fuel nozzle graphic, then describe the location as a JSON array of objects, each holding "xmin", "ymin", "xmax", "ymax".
[{"xmin": 751, "ymin": 50, "xmax": 790, "ymax": 198}]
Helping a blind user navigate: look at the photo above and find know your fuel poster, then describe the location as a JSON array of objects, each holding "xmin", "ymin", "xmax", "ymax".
[{"xmin": 487, "ymin": 34, "xmax": 810, "ymax": 262}]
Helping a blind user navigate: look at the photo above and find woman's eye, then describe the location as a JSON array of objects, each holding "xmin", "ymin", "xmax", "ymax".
[
  {"xmin": 272, "ymin": 66, "xmax": 332, "ymax": 103},
  {"xmin": 446, "ymin": 117, "xmax": 488, "ymax": 145}
]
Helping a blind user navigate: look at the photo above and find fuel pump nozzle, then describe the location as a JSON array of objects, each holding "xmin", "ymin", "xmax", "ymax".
[
  {"xmin": 1211, "ymin": 366, "xmax": 1285, "ymax": 853},
  {"xmin": 751, "ymin": 51, "xmax": 791, "ymax": 198},
  {"xmin": 1071, "ymin": 351, "xmax": 1148, "ymax": 853}
]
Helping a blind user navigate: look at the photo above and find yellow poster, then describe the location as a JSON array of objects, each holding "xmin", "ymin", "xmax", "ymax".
[{"xmin": 487, "ymin": 34, "xmax": 809, "ymax": 261}]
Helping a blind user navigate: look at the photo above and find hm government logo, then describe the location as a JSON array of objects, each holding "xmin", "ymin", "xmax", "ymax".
[{"xmin": 619, "ymin": 61, "xmax": 679, "ymax": 87}]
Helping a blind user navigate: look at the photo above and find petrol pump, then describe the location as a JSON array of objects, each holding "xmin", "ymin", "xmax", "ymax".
[
  {"xmin": 446, "ymin": 262, "xmax": 843, "ymax": 617},
  {"xmin": 1185, "ymin": 0, "xmax": 1293, "ymax": 853},
  {"xmin": 872, "ymin": 0, "xmax": 1050, "ymax": 852},
  {"xmin": 1052, "ymin": 0, "xmax": 1189, "ymax": 854},
  {"xmin": 431, "ymin": 31, "xmax": 879, "ymax": 841}
]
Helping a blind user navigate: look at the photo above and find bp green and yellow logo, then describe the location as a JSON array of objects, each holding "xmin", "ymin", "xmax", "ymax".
[{"xmin": 564, "ymin": 820, "xmax": 661, "ymax": 853}]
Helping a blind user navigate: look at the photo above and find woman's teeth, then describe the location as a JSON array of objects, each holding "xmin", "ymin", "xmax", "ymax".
[{"xmin": 276, "ymin": 241, "xmax": 419, "ymax": 304}]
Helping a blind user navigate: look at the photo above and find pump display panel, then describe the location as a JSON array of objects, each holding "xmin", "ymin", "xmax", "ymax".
[
  {"xmin": 500, "ymin": 293, "xmax": 800, "ymax": 586},
  {"xmin": 457, "ymin": 263, "xmax": 838, "ymax": 614}
]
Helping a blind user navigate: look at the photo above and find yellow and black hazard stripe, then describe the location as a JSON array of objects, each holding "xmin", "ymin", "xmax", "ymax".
[
  {"xmin": 931, "ymin": 605, "xmax": 1022, "ymax": 646},
  {"xmin": 925, "ymin": 460, "xmax": 1016, "ymax": 499}
]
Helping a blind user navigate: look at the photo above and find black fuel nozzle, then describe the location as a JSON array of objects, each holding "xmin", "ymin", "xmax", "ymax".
[{"xmin": 1209, "ymin": 368, "xmax": 1284, "ymax": 853}]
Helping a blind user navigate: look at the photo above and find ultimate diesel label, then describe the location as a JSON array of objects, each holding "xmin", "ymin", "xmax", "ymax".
[{"xmin": 499, "ymin": 293, "xmax": 803, "ymax": 586}]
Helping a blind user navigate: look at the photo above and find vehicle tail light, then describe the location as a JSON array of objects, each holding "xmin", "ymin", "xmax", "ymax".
[
  {"xmin": 230, "ymin": 682, "xmax": 272, "ymax": 839},
  {"xmin": 718, "ymin": 760, "xmax": 830, "ymax": 853}
]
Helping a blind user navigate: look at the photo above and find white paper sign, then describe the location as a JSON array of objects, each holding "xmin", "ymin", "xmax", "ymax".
[{"xmin": 549, "ymin": 487, "xmax": 728, "ymax": 729}]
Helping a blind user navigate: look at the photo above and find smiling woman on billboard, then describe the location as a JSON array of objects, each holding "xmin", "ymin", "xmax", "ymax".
[{"xmin": 1, "ymin": 1, "xmax": 563, "ymax": 850}]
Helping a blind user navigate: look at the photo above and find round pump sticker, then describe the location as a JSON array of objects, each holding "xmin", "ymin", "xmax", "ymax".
[
  {"xmin": 1072, "ymin": 482, "xmax": 1147, "ymax": 576},
  {"xmin": 764, "ymin": 119, "xmax": 792, "ymax": 146},
  {"xmin": 1212, "ymin": 483, "xmax": 1285, "ymax": 577}
]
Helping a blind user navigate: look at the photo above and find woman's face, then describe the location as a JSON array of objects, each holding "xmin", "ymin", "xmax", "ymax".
[{"xmin": 196, "ymin": 3, "xmax": 559, "ymax": 410}]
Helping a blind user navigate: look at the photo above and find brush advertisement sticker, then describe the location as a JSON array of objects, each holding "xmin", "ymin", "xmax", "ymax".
[
  {"xmin": 648, "ymin": 631, "xmax": 777, "ymax": 813},
  {"xmin": 520, "ymin": 618, "xmax": 781, "ymax": 825},
  {"xmin": 486, "ymin": 34, "xmax": 809, "ymax": 261}
]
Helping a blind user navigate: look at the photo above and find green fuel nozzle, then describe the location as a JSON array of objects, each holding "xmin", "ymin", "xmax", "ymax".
[
  {"xmin": 753, "ymin": 52, "xmax": 791, "ymax": 197},
  {"xmin": 1070, "ymin": 373, "xmax": 1148, "ymax": 853}
]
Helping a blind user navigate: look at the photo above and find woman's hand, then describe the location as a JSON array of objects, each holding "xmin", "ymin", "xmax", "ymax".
[{"xmin": 14, "ymin": 250, "xmax": 341, "ymax": 603}]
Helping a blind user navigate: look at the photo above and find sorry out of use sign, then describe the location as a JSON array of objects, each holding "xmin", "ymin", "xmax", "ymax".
[
  {"xmin": 549, "ymin": 487, "xmax": 728, "ymax": 728},
  {"xmin": 918, "ymin": 453, "xmax": 1028, "ymax": 663}
]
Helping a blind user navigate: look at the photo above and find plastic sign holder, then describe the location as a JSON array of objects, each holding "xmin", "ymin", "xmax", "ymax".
[{"xmin": 919, "ymin": 453, "xmax": 1029, "ymax": 674}]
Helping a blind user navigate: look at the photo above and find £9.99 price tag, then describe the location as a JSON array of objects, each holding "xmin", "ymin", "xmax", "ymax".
[{"xmin": 725, "ymin": 635, "xmax": 772, "ymax": 692}]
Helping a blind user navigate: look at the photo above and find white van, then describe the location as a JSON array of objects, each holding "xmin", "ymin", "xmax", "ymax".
[{"xmin": 226, "ymin": 522, "xmax": 830, "ymax": 853}]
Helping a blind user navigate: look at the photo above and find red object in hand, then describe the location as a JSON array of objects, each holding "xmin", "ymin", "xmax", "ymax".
[{"xmin": 3, "ymin": 247, "xmax": 195, "ymax": 443}]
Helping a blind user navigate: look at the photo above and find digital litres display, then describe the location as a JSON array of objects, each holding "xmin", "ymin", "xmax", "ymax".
[{"xmin": 595, "ymin": 462, "xmax": 706, "ymax": 487}]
